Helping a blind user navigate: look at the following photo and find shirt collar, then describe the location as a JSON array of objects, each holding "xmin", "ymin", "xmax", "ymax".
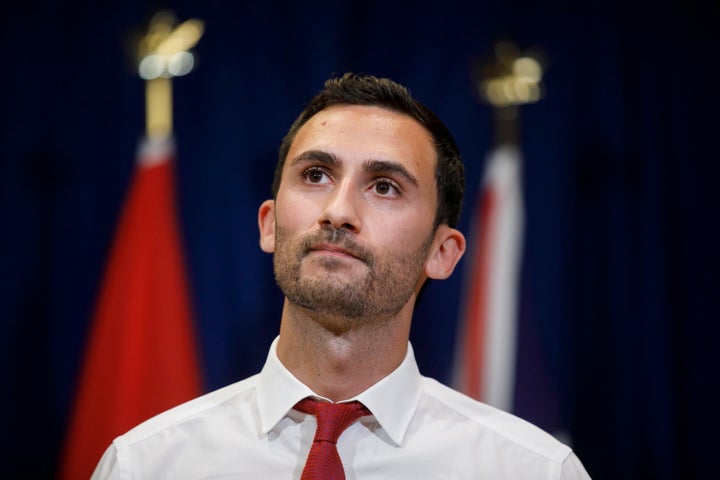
[
  {"xmin": 256, "ymin": 337, "xmax": 316, "ymax": 435},
  {"xmin": 255, "ymin": 336, "xmax": 423, "ymax": 446},
  {"xmin": 352, "ymin": 342, "xmax": 423, "ymax": 446}
]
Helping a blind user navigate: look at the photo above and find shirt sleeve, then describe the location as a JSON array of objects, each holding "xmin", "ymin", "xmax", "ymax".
[
  {"xmin": 90, "ymin": 443, "xmax": 121, "ymax": 480},
  {"xmin": 559, "ymin": 452, "xmax": 592, "ymax": 480}
]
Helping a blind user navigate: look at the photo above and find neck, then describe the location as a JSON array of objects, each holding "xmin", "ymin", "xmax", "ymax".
[{"xmin": 276, "ymin": 299, "xmax": 414, "ymax": 402}]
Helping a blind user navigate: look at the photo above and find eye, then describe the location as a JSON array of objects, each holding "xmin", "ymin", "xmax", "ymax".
[
  {"xmin": 303, "ymin": 167, "xmax": 331, "ymax": 184},
  {"xmin": 371, "ymin": 179, "xmax": 400, "ymax": 197}
]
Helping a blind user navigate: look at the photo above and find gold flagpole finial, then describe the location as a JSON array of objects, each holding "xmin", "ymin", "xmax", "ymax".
[
  {"xmin": 472, "ymin": 41, "xmax": 546, "ymax": 146},
  {"xmin": 134, "ymin": 11, "xmax": 205, "ymax": 140},
  {"xmin": 475, "ymin": 41, "xmax": 545, "ymax": 109}
]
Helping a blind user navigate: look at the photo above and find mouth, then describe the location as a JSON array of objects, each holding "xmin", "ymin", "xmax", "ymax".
[
  {"xmin": 300, "ymin": 227, "xmax": 372, "ymax": 266},
  {"xmin": 307, "ymin": 243, "xmax": 361, "ymax": 260}
]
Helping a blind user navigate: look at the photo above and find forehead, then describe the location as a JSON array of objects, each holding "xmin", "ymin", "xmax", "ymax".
[{"xmin": 286, "ymin": 104, "xmax": 437, "ymax": 179}]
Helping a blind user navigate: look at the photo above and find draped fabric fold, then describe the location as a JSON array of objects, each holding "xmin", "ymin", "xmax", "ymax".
[{"xmin": 58, "ymin": 137, "xmax": 203, "ymax": 480}]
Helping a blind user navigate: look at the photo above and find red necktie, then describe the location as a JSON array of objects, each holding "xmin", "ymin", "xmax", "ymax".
[{"xmin": 294, "ymin": 397, "xmax": 371, "ymax": 480}]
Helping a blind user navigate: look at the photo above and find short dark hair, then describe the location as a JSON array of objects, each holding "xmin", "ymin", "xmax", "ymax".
[{"xmin": 273, "ymin": 73, "xmax": 465, "ymax": 228}]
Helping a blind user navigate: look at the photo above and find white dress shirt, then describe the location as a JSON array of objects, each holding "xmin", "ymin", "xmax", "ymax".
[{"xmin": 92, "ymin": 337, "xmax": 591, "ymax": 479}]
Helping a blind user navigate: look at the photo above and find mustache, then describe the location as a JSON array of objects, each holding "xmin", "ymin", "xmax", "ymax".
[{"xmin": 300, "ymin": 226, "xmax": 373, "ymax": 265}]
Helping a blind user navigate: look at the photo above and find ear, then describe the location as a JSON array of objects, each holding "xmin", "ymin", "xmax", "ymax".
[
  {"xmin": 424, "ymin": 225, "xmax": 466, "ymax": 280},
  {"xmin": 258, "ymin": 199, "xmax": 276, "ymax": 253}
]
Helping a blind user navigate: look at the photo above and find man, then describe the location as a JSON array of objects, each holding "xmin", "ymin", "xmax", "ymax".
[{"xmin": 92, "ymin": 73, "xmax": 590, "ymax": 479}]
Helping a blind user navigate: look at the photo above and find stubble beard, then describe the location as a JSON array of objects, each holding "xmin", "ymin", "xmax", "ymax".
[{"xmin": 273, "ymin": 224, "xmax": 434, "ymax": 331}]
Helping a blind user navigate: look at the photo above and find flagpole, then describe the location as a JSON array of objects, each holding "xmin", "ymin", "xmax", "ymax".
[
  {"xmin": 454, "ymin": 41, "xmax": 545, "ymax": 411},
  {"xmin": 476, "ymin": 40, "xmax": 544, "ymax": 145},
  {"xmin": 136, "ymin": 10, "xmax": 205, "ymax": 140},
  {"xmin": 56, "ymin": 12, "xmax": 206, "ymax": 479},
  {"xmin": 481, "ymin": 41, "xmax": 544, "ymax": 410}
]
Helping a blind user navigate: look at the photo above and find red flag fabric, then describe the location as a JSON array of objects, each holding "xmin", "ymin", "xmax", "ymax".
[
  {"xmin": 453, "ymin": 145, "xmax": 524, "ymax": 411},
  {"xmin": 58, "ymin": 137, "xmax": 203, "ymax": 479}
]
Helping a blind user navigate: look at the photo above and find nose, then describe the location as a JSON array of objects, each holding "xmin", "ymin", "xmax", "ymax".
[{"xmin": 318, "ymin": 179, "xmax": 361, "ymax": 233}]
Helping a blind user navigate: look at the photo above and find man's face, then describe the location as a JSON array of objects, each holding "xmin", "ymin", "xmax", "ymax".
[{"xmin": 260, "ymin": 104, "xmax": 445, "ymax": 329}]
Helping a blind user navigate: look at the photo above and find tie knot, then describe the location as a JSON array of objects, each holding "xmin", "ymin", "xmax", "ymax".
[{"xmin": 294, "ymin": 398, "xmax": 370, "ymax": 444}]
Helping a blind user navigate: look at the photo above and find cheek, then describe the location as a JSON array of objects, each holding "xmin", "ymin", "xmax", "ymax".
[
  {"xmin": 369, "ymin": 211, "xmax": 434, "ymax": 252},
  {"xmin": 275, "ymin": 194, "xmax": 319, "ymax": 230}
]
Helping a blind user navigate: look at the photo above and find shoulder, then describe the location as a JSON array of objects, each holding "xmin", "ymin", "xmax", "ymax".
[
  {"xmin": 420, "ymin": 377, "xmax": 573, "ymax": 466},
  {"xmin": 117, "ymin": 374, "xmax": 259, "ymax": 446},
  {"xmin": 93, "ymin": 376, "xmax": 263, "ymax": 478}
]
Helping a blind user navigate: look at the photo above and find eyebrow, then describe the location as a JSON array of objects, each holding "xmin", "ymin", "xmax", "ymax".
[
  {"xmin": 364, "ymin": 159, "xmax": 418, "ymax": 187},
  {"xmin": 290, "ymin": 150, "xmax": 339, "ymax": 167},
  {"xmin": 290, "ymin": 150, "xmax": 419, "ymax": 187}
]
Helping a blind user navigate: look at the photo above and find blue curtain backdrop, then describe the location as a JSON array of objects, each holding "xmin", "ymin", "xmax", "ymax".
[{"xmin": 1, "ymin": 1, "xmax": 716, "ymax": 478}]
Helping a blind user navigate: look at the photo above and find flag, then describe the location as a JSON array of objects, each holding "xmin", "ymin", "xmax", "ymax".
[
  {"xmin": 453, "ymin": 145, "xmax": 524, "ymax": 411},
  {"xmin": 58, "ymin": 137, "xmax": 203, "ymax": 479}
]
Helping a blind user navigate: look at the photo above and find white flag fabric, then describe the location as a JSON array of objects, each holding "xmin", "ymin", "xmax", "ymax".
[{"xmin": 453, "ymin": 145, "xmax": 525, "ymax": 412}]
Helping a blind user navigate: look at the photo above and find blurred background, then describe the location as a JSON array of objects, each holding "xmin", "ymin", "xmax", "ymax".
[{"xmin": 1, "ymin": 0, "xmax": 717, "ymax": 478}]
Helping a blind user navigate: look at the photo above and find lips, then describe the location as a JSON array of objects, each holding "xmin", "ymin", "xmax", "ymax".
[
  {"xmin": 307, "ymin": 243, "xmax": 361, "ymax": 260},
  {"xmin": 301, "ymin": 227, "xmax": 372, "ymax": 266}
]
